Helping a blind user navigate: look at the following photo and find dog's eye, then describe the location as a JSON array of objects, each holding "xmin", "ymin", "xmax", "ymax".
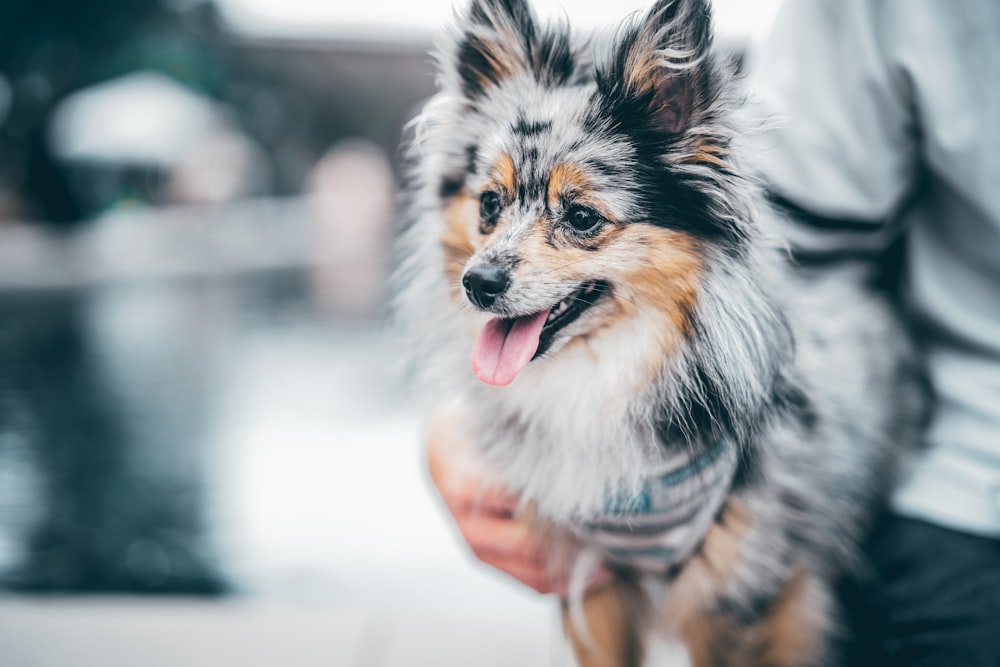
[
  {"xmin": 566, "ymin": 205, "xmax": 603, "ymax": 233},
  {"xmin": 479, "ymin": 191, "xmax": 501, "ymax": 232}
]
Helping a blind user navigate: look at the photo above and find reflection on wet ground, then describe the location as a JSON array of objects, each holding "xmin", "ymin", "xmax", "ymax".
[
  {"xmin": 0, "ymin": 205, "xmax": 575, "ymax": 666},
  {"xmin": 0, "ymin": 269, "xmax": 405, "ymax": 594}
]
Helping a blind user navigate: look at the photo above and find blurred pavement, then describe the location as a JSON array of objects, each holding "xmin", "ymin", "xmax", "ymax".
[{"xmin": 0, "ymin": 198, "xmax": 569, "ymax": 667}]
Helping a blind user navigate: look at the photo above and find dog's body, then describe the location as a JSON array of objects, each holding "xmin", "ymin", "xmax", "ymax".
[{"xmin": 395, "ymin": 1, "xmax": 924, "ymax": 664}]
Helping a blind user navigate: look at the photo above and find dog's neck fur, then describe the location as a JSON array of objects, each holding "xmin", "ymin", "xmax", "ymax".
[
  {"xmin": 395, "ymin": 0, "xmax": 795, "ymax": 525},
  {"xmin": 450, "ymin": 248, "xmax": 791, "ymax": 524},
  {"xmin": 397, "ymin": 168, "xmax": 792, "ymax": 523}
]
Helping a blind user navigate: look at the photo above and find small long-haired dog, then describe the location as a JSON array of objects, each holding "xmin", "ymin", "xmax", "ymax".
[{"xmin": 395, "ymin": 0, "xmax": 924, "ymax": 665}]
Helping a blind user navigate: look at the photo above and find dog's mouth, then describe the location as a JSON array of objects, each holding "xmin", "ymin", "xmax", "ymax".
[
  {"xmin": 537, "ymin": 280, "xmax": 608, "ymax": 360},
  {"xmin": 470, "ymin": 280, "xmax": 608, "ymax": 387}
]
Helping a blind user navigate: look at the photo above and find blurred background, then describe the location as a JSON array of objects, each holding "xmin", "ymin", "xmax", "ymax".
[{"xmin": 0, "ymin": 1, "xmax": 780, "ymax": 665}]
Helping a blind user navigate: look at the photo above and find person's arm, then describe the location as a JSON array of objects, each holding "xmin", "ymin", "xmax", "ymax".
[{"xmin": 747, "ymin": 0, "xmax": 918, "ymax": 260}]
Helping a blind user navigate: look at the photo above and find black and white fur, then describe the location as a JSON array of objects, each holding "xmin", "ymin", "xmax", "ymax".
[{"xmin": 394, "ymin": 0, "xmax": 925, "ymax": 664}]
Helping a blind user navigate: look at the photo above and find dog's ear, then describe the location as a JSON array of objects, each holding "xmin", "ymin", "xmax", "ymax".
[
  {"xmin": 452, "ymin": 0, "xmax": 538, "ymax": 99},
  {"xmin": 598, "ymin": 0, "xmax": 715, "ymax": 135}
]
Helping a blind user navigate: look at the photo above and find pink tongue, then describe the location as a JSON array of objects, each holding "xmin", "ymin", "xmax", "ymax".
[{"xmin": 471, "ymin": 309, "xmax": 551, "ymax": 386}]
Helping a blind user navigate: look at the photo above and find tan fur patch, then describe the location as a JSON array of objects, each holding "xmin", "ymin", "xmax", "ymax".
[
  {"xmin": 563, "ymin": 578, "xmax": 649, "ymax": 667},
  {"xmin": 482, "ymin": 45, "xmax": 514, "ymax": 83},
  {"xmin": 547, "ymin": 163, "xmax": 590, "ymax": 210},
  {"xmin": 686, "ymin": 139, "xmax": 731, "ymax": 170},
  {"xmin": 506, "ymin": 222, "xmax": 702, "ymax": 378},
  {"xmin": 755, "ymin": 571, "xmax": 825, "ymax": 667},
  {"xmin": 676, "ymin": 570, "xmax": 826, "ymax": 667},
  {"xmin": 611, "ymin": 226, "xmax": 702, "ymax": 336},
  {"xmin": 680, "ymin": 614, "xmax": 735, "ymax": 667},
  {"xmin": 491, "ymin": 153, "xmax": 518, "ymax": 198},
  {"xmin": 664, "ymin": 500, "xmax": 750, "ymax": 667},
  {"xmin": 546, "ymin": 163, "xmax": 617, "ymax": 221},
  {"xmin": 621, "ymin": 43, "xmax": 660, "ymax": 96},
  {"xmin": 664, "ymin": 500, "xmax": 753, "ymax": 631},
  {"xmin": 465, "ymin": 36, "xmax": 517, "ymax": 91},
  {"xmin": 440, "ymin": 191, "xmax": 478, "ymax": 294},
  {"xmin": 662, "ymin": 502, "xmax": 826, "ymax": 667}
]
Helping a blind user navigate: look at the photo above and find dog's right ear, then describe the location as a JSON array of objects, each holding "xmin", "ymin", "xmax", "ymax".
[
  {"xmin": 598, "ymin": 0, "xmax": 716, "ymax": 135},
  {"xmin": 451, "ymin": 0, "xmax": 538, "ymax": 99}
]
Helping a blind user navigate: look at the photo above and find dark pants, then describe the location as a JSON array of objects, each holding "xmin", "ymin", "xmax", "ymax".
[{"xmin": 837, "ymin": 512, "xmax": 1000, "ymax": 666}]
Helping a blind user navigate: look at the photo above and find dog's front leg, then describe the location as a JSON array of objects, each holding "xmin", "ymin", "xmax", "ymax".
[
  {"xmin": 665, "ymin": 501, "xmax": 829, "ymax": 667},
  {"xmin": 562, "ymin": 574, "xmax": 650, "ymax": 667}
]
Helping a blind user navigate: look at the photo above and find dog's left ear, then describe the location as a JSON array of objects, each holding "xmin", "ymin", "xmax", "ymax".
[
  {"xmin": 452, "ymin": 0, "xmax": 538, "ymax": 99},
  {"xmin": 598, "ymin": 0, "xmax": 716, "ymax": 135}
]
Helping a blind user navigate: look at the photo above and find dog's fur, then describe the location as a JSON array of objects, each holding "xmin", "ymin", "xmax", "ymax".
[{"xmin": 395, "ymin": 1, "xmax": 925, "ymax": 664}]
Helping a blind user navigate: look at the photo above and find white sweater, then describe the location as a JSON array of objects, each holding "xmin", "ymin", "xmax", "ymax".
[{"xmin": 748, "ymin": 0, "xmax": 1000, "ymax": 536}]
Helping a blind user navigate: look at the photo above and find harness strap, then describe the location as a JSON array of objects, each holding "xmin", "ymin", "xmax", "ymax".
[{"xmin": 580, "ymin": 439, "xmax": 739, "ymax": 575}]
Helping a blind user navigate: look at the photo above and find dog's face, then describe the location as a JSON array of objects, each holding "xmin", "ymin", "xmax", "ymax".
[{"xmin": 430, "ymin": 0, "xmax": 746, "ymax": 386}]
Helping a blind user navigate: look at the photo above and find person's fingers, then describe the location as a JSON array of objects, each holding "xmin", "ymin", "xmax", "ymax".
[
  {"xmin": 443, "ymin": 477, "xmax": 519, "ymax": 516},
  {"xmin": 423, "ymin": 402, "xmax": 615, "ymax": 598},
  {"xmin": 459, "ymin": 514, "xmax": 547, "ymax": 564},
  {"xmin": 479, "ymin": 553, "xmax": 559, "ymax": 594},
  {"xmin": 424, "ymin": 414, "xmax": 519, "ymax": 515},
  {"xmin": 473, "ymin": 546, "xmax": 615, "ymax": 597},
  {"xmin": 425, "ymin": 404, "xmax": 519, "ymax": 513}
]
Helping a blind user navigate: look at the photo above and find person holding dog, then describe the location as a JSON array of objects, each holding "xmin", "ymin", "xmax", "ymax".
[
  {"xmin": 427, "ymin": 0, "xmax": 1000, "ymax": 664},
  {"xmin": 745, "ymin": 1, "xmax": 1000, "ymax": 665}
]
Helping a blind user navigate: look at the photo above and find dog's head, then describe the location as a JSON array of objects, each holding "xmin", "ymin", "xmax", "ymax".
[{"xmin": 417, "ymin": 0, "xmax": 762, "ymax": 388}]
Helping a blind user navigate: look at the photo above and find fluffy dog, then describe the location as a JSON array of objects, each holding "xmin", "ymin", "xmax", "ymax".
[{"xmin": 395, "ymin": 0, "xmax": 925, "ymax": 664}]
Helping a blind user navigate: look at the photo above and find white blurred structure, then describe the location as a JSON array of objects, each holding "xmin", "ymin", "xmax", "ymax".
[
  {"xmin": 50, "ymin": 71, "xmax": 228, "ymax": 168},
  {"xmin": 49, "ymin": 71, "xmax": 267, "ymax": 205},
  {"xmin": 216, "ymin": 0, "xmax": 782, "ymax": 48},
  {"xmin": 307, "ymin": 139, "xmax": 396, "ymax": 318}
]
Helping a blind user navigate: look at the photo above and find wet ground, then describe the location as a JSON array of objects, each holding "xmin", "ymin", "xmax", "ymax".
[{"xmin": 0, "ymin": 206, "xmax": 567, "ymax": 666}]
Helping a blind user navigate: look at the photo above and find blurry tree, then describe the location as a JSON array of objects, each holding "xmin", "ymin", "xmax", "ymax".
[{"xmin": 0, "ymin": 0, "xmax": 224, "ymax": 225}]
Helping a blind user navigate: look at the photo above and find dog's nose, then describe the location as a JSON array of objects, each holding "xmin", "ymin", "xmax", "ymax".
[{"xmin": 462, "ymin": 265, "xmax": 510, "ymax": 309}]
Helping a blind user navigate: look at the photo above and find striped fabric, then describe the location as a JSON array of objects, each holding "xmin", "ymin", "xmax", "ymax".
[{"xmin": 579, "ymin": 439, "xmax": 738, "ymax": 575}]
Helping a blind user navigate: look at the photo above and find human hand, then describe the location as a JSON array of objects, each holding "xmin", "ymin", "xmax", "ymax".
[{"xmin": 425, "ymin": 403, "xmax": 610, "ymax": 596}]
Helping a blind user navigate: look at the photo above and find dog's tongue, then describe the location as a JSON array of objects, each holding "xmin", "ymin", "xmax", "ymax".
[{"xmin": 471, "ymin": 309, "xmax": 550, "ymax": 386}]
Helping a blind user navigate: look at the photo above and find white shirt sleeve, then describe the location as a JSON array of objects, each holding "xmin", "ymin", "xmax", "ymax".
[
  {"xmin": 747, "ymin": 0, "xmax": 918, "ymax": 224},
  {"xmin": 749, "ymin": 0, "xmax": 1000, "ymax": 537}
]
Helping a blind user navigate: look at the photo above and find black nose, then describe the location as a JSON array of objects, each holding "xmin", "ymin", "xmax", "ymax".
[{"xmin": 462, "ymin": 265, "xmax": 510, "ymax": 309}]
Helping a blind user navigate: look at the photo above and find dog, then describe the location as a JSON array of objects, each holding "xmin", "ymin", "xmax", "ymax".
[{"xmin": 394, "ymin": 0, "xmax": 925, "ymax": 664}]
